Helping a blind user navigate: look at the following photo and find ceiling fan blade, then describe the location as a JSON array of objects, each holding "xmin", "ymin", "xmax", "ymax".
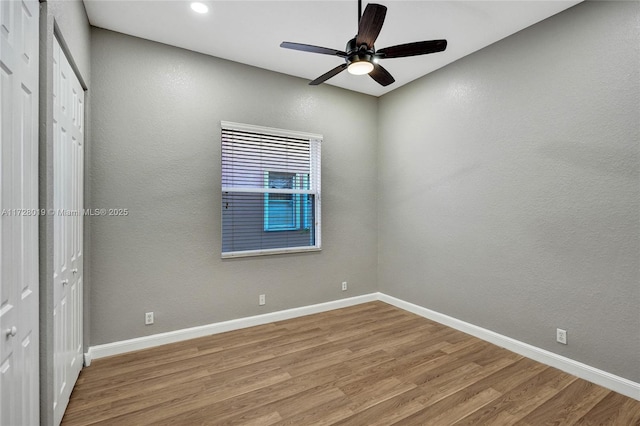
[
  {"xmin": 355, "ymin": 3, "xmax": 387, "ymax": 49},
  {"xmin": 369, "ymin": 63, "xmax": 395, "ymax": 87},
  {"xmin": 280, "ymin": 42, "xmax": 347, "ymax": 57},
  {"xmin": 377, "ymin": 40, "xmax": 447, "ymax": 59},
  {"xmin": 309, "ymin": 63, "xmax": 348, "ymax": 85}
]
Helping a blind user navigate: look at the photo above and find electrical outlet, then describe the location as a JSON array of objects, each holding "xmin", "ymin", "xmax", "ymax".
[
  {"xmin": 556, "ymin": 328, "xmax": 567, "ymax": 345},
  {"xmin": 259, "ymin": 294, "xmax": 266, "ymax": 306},
  {"xmin": 341, "ymin": 281, "xmax": 348, "ymax": 291},
  {"xmin": 145, "ymin": 312, "xmax": 154, "ymax": 325}
]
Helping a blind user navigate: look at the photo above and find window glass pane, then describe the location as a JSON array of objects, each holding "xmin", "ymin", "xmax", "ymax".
[
  {"xmin": 268, "ymin": 172, "xmax": 294, "ymax": 189},
  {"xmin": 222, "ymin": 192, "xmax": 316, "ymax": 253}
]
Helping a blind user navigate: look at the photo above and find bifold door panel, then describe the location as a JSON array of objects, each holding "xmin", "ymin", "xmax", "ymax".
[
  {"xmin": 0, "ymin": 0, "xmax": 40, "ymax": 424},
  {"xmin": 53, "ymin": 35, "xmax": 85, "ymax": 426}
]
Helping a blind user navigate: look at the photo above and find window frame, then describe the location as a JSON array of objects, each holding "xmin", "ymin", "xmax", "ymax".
[{"xmin": 221, "ymin": 121, "xmax": 322, "ymax": 258}]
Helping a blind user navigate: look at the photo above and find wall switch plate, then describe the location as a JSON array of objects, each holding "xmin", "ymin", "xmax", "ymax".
[
  {"xmin": 341, "ymin": 281, "xmax": 348, "ymax": 291},
  {"xmin": 259, "ymin": 294, "xmax": 266, "ymax": 306},
  {"xmin": 145, "ymin": 312, "xmax": 154, "ymax": 325},
  {"xmin": 556, "ymin": 328, "xmax": 567, "ymax": 344}
]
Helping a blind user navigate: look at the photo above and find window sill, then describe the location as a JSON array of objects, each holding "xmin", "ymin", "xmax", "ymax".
[{"xmin": 221, "ymin": 246, "xmax": 321, "ymax": 259}]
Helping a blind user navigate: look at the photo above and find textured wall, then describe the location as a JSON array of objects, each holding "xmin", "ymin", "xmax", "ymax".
[
  {"xmin": 378, "ymin": 1, "xmax": 639, "ymax": 382},
  {"xmin": 89, "ymin": 28, "xmax": 378, "ymax": 345}
]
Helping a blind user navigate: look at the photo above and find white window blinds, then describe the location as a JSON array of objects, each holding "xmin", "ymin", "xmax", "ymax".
[{"xmin": 221, "ymin": 121, "xmax": 321, "ymax": 258}]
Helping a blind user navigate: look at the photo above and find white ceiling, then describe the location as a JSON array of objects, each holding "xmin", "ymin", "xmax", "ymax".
[{"xmin": 83, "ymin": 0, "xmax": 581, "ymax": 97}]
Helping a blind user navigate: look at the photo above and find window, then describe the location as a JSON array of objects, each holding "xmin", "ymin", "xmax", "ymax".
[{"xmin": 221, "ymin": 121, "xmax": 321, "ymax": 258}]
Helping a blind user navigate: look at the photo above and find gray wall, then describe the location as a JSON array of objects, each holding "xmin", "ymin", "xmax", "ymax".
[
  {"xmin": 89, "ymin": 28, "xmax": 379, "ymax": 345},
  {"xmin": 378, "ymin": 1, "xmax": 639, "ymax": 382},
  {"xmin": 39, "ymin": 1, "xmax": 91, "ymax": 425}
]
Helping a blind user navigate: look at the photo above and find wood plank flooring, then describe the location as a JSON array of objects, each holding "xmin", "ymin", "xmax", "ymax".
[{"xmin": 62, "ymin": 302, "xmax": 640, "ymax": 425}]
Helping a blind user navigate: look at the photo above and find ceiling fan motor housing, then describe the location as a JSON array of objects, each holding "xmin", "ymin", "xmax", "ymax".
[{"xmin": 346, "ymin": 37, "xmax": 374, "ymax": 66}]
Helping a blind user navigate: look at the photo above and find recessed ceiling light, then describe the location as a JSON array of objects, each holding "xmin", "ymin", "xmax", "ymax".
[{"xmin": 190, "ymin": 2, "xmax": 208, "ymax": 14}]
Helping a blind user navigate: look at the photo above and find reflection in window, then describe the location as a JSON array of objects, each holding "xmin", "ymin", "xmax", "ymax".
[{"xmin": 264, "ymin": 172, "xmax": 311, "ymax": 232}]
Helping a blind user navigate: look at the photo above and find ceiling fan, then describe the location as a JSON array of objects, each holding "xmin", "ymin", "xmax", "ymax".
[{"xmin": 280, "ymin": 0, "xmax": 447, "ymax": 87}]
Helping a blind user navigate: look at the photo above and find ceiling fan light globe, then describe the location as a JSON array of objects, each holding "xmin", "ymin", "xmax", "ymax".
[{"xmin": 348, "ymin": 61, "xmax": 374, "ymax": 75}]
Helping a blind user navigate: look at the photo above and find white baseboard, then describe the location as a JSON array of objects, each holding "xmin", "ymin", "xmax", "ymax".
[
  {"xmin": 378, "ymin": 293, "xmax": 640, "ymax": 401},
  {"xmin": 86, "ymin": 291, "xmax": 639, "ymax": 401},
  {"xmin": 87, "ymin": 293, "xmax": 378, "ymax": 361}
]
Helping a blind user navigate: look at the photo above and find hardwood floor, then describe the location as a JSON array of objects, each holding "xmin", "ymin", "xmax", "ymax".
[{"xmin": 62, "ymin": 302, "xmax": 640, "ymax": 425}]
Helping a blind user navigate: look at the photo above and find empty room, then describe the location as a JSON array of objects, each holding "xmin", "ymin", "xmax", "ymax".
[{"xmin": 1, "ymin": 0, "xmax": 639, "ymax": 424}]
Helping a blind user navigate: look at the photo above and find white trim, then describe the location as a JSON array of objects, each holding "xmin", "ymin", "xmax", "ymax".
[
  {"xmin": 87, "ymin": 294, "xmax": 377, "ymax": 361},
  {"xmin": 221, "ymin": 246, "xmax": 321, "ymax": 259},
  {"xmin": 220, "ymin": 120, "xmax": 323, "ymax": 141},
  {"xmin": 85, "ymin": 292, "xmax": 639, "ymax": 401},
  {"xmin": 377, "ymin": 293, "xmax": 640, "ymax": 401},
  {"xmin": 311, "ymin": 141, "xmax": 321, "ymax": 248}
]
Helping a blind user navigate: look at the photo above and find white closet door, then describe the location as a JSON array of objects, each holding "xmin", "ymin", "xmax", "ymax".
[
  {"xmin": 53, "ymin": 35, "xmax": 84, "ymax": 426},
  {"xmin": 0, "ymin": 0, "xmax": 40, "ymax": 425}
]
